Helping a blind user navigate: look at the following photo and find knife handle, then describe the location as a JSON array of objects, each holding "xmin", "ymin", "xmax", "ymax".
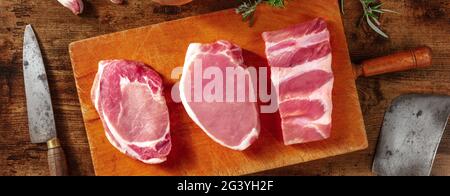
[
  {"xmin": 47, "ymin": 138, "xmax": 69, "ymax": 176},
  {"xmin": 353, "ymin": 46, "xmax": 432, "ymax": 78}
]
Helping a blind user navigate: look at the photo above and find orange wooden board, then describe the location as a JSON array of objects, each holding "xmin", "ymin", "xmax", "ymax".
[{"xmin": 69, "ymin": 0, "xmax": 368, "ymax": 176}]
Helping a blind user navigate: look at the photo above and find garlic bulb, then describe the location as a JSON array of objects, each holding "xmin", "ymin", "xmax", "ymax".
[{"xmin": 57, "ymin": 0, "xmax": 84, "ymax": 15}]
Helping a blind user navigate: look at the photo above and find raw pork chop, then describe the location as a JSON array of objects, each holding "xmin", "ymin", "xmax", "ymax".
[
  {"xmin": 179, "ymin": 40, "xmax": 260, "ymax": 150},
  {"xmin": 262, "ymin": 18, "xmax": 334, "ymax": 145},
  {"xmin": 91, "ymin": 60, "xmax": 171, "ymax": 164}
]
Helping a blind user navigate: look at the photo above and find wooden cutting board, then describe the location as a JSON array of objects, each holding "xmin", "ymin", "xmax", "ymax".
[{"xmin": 69, "ymin": 0, "xmax": 368, "ymax": 176}]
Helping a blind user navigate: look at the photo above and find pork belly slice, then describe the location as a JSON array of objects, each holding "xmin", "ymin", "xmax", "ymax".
[
  {"xmin": 262, "ymin": 18, "xmax": 334, "ymax": 145},
  {"xmin": 179, "ymin": 40, "xmax": 260, "ymax": 150},
  {"xmin": 91, "ymin": 60, "xmax": 171, "ymax": 164}
]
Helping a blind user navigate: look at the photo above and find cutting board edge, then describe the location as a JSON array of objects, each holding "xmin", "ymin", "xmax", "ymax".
[
  {"xmin": 68, "ymin": 9, "xmax": 238, "ymax": 52},
  {"xmin": 93, "ymin": 142, "xmax": 369, "ymax": 176},
  {"xmin": 329, "ymin": 0, "xmax": 369, "ymax": 150},
  {"xmin": 68, "ymin": 44, "xmax": 102, "ymax": 177}
]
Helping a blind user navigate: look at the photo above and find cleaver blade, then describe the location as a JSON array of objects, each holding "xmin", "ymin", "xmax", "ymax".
[{"xmin": 373, "ymin": 94, "xmax": 450, "ymax": 176}]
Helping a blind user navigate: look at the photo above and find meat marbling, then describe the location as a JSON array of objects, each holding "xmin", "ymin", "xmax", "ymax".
[
  {"xmin": 262, "ymin": 18, "xmax": 334, "ymax": 145},
  {"xmin": 91, "ymin": 60, "xmax": 171, "ymax": 164}
]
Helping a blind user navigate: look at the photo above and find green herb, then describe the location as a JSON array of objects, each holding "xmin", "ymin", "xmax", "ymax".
[
  {"xmin": 235, "ymin": 0, "xmax": 262, "ymax": 26},
  {"xmin": 342, "ymin": 0, "xmax": 398, "ymax": 38},
  {"xmin": 235, "ymin": 0, "xmax": 284, "ymax": 26},
  {"xmin": 266, "ymin": 0, "xmax": 285, "ymax": 7},
  {"xmin": 237, "ymin": 0, "xmax": 397, "ymax": 38}
]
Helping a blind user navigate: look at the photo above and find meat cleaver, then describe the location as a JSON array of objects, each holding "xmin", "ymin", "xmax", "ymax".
[{"xmin": 373, "ymin": 94, "xmax": 450, "ymax": 176}]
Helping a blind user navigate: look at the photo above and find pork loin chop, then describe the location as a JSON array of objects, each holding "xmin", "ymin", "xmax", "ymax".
[
  {"xmin": 179, "ymin": 40, "xmax": 260, "ymax": 150},
  {"xmin": 91, "ymin": 60, "xmax": 171, "ymax": 164}
]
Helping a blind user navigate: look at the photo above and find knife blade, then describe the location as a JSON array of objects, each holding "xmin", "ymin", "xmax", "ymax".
[
  {"xmin": 372, "ymin": 94, "xmax": 450, "ymax": 176},
  {"xmin": 23, "ymin": 24, "xmax": 57, "ymax": 143},
  {"xmin": 23, "ymin": 24, "xmax": 68, "ymax": 176}
]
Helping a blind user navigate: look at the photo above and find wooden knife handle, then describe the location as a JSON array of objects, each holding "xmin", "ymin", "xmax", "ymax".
[
  {"xmin": 353, "ymin": 46, "xmax": 432, "ymax": 78},
  {"xmin": 47, "ymin": 138, "xmax": 69, "ymax": 176}
]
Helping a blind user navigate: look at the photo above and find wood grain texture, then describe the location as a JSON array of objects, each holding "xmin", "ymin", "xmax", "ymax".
[
  {"xmin": 0, "ymin": 0, "xmax": 449, "ymax": 176},
  {"xmin": 47, "ymin": 145, "xmax": 69, "ymax": 176},
  {"xmin": 69, "ymin": 0, "xmax": 367, "ymax": 176}
]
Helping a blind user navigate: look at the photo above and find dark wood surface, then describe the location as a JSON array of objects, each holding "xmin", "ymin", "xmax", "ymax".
[{"xmin": 0, "ymin": 0, "xmax": 449, "ymax": 176}]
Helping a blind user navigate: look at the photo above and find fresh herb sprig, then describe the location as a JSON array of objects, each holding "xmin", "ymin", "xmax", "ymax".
[
  {"xmin": 237, "ymin": 0, "xmax": 397, "ymax": 38},
  {"xmin": 236, "ymin": 0, "xmax": 285, "ymax": 26},
  {"xmin": 353, "ymin": 0, "xmax": 399, "ymax": 38},
  {"xmin": 266, "ymin": 0, "xmax": 285, "ymax": 7},
  {"xmin": 235, "ymin": 0, "xmax": 263, "ymax": 26}
]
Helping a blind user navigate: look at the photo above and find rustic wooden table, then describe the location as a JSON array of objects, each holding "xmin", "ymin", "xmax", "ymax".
[{"xmin": 0, "ymin": 0, "xmax": 449, "ymax": 176}]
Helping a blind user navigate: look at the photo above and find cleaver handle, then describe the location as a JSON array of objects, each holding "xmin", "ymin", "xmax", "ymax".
[
  {"xmin": 353, "ymin": 46, "xmax": 432, "ymax": 78},
  {"xmin": 47, "ymin": 138, "xmax": 69, "ymax": 176}
]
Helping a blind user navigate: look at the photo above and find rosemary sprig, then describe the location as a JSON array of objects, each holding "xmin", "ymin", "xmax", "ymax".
[
  {"xmin": 237, "ymin": 0, "xmax": 397, "ymax": 39},
  {"xmin": 235, "ymin": 0, "xmax": 284, "ymax": 26},
  {"xmin": 235, "ymin": 0, "xmax": 262, "ymax": 26},
  {"xmin": 266, "ymin": 0, "xmax": 285, "ymax": 7},
  {"xmin": 342, "ymin": 0, "xmax": 398, "ymax": 38}
]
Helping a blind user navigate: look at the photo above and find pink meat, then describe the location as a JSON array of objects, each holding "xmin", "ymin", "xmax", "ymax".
[
  {"xmin": 179, "ymin": 40, "xmax": 260, "ymax": 150},
  {"xmin": 262, "ymin": 18, "xmax": 334, "ymax": 145},
  {"xmin": 91, "ymin": 60, "xmax": 171, "ymax": 164}
]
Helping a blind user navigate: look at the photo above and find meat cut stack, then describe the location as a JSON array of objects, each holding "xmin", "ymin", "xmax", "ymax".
[
  {"xmin": 262, "ymin": 18, "xmax": 334, "ymax": 145},
  {"xmin": 179, "ymin": 40, "xmax": 260, "ymax": 150},
  {"xmin": 91, "ymin": 60, "xmax": 171, "ymax": 163}
]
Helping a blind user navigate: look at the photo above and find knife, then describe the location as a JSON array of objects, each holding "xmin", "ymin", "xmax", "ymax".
[
  {"xmin": 372, "ymin": 94, "xmax": 450, "ymax": 176},
  {"xmin": 23, "ymin": 24, "xmax": 68, "ymax": 176}
]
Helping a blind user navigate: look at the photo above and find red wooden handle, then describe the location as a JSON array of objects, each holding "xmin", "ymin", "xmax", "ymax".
[{"xmin": 353, "ymin": 46, "xmax": 432, "ymax": 78}]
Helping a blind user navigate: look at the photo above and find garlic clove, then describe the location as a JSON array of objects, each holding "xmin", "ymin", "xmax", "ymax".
[
  {"xmin": 57, "ymin": 0, "xmax": 84, "ymax": 15},
  {"xmin": 110, "ymin": 0, "xmax": 123, "ymax": 4}
]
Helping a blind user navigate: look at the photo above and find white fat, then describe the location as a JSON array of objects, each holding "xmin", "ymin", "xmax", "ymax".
[
  {"xmin": 274, "ymin": 54, "xmax": 334, "ymax": 141},
  {"xmin": 119, "ymin": 76, "xmax": 131, "ymax": 93},
  {"xmin": 307, "ymin": 81, "xmax": 333, "ymax": 125},
  {"xmin": 231, "ymin": 127, "xmax": 260, "ymax": 151},
  {"xmin": 267, "ymin": 30, "xmax": 330, "ymax": 57},
  {"xmin": 143, "ymin": 75, "xmax": 161, "ymax": 94},
  {"xmin": 271, "ymin": 54, "xmax": 332, "ymax": 87},
  {"xmin": 141, "ymin": 157, "xmax": 166, "ymax": 164},
  {"xmin": 179, "ymin": 43, "xmax": 260, "ymax": 151},
  {"xmin": 274, "ymin": 54, "xmax": 334, "ymax": 126},
  {"xmin": 94, "ymin": 61, "xmax": 108, "ymax": 111},
  {"xmin": 128, "ymin": 121, "xmax": 171, "ymax": 147},
  {"xmin": 284, "ymin": 124, "xmax": 329, "ymax": 145},
  {"xmin": 103, "ymin": 109, "xmax": 170, "ymax": 163},
  {"xmin": 104, "ymin": 128, "xmax": 122, "ymax": 151}
]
